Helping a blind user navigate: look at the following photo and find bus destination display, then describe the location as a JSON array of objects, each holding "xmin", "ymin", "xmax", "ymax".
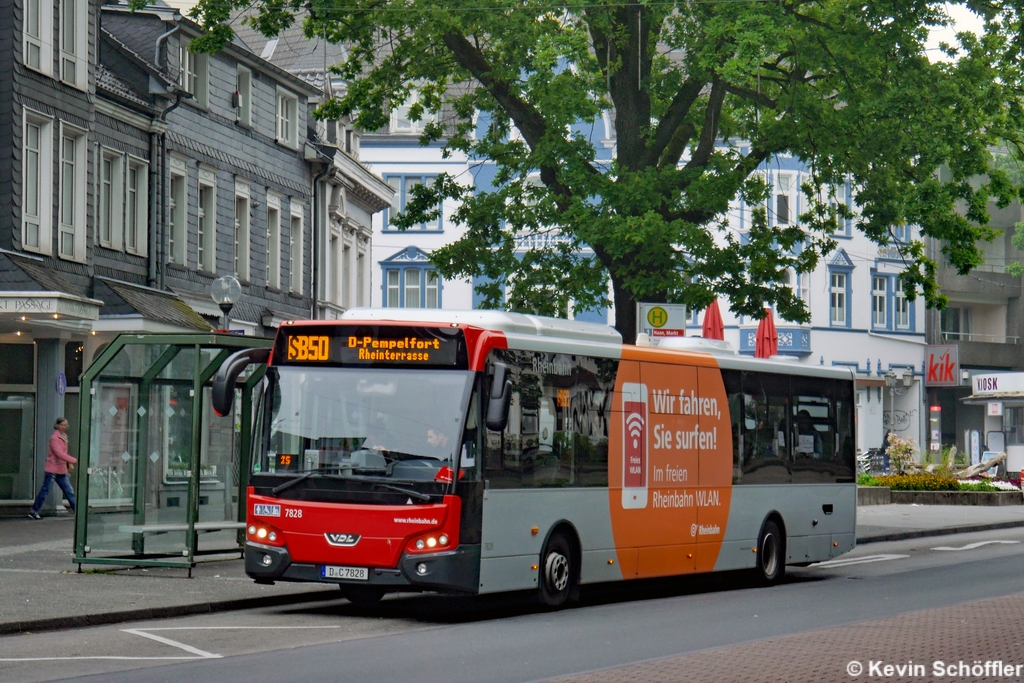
[{"xmin": 279, "ymin": 327, "xmax": 462, "ymax": 367}]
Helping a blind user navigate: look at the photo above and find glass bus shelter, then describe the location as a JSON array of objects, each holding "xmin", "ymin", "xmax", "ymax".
[{"xmin": 72, "ymin": 333, "xmax": 271, "ymax": 574}]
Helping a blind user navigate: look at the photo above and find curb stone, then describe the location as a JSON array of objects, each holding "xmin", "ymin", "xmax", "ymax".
[
  {"xmin": 0, "ymin": 589, "xmax": 340, "ymax": 636},
  {"xmin": 856, "ymin": 519, "xmax": 1024, "ymax": 545}
]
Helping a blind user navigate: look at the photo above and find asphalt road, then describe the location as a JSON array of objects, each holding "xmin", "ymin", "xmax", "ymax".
[{"xmin": 4, "ymin": 527, "xmax": 1024, "ymax": 683}]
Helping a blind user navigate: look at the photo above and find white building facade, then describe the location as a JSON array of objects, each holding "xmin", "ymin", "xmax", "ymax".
[{"xmin": 360, "ymin": 119, "xmax": 927, "ymax": 453}]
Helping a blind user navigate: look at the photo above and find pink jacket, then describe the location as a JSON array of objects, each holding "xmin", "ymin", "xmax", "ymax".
[{"xmin": 44, "ymin": 431, "xmax": 76, "ymax": 475}]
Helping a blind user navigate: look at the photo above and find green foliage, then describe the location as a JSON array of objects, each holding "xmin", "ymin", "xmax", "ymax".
[
  {"xmin": 958, "ymin": 480, "xmax": 1003, "ymax": 492},
  {"xmin": 189, "ymin": 0, "xmax": 1024, "ymax": 338},
  {"xmin": 875, "ymin": 474, "xmax": 961, "ymax": 491},
  {"xmin": 858, "ymin": 473, "xmax": 880, "ymax": 486}
]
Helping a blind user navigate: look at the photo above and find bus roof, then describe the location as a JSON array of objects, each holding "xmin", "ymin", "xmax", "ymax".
[
  {"xmin": 326, "ymin": 308, "xmax": 855, "ymax": 382},
  {"xmin": 338, "ymin": 308, "xmax": 622, "ymax": 345}
]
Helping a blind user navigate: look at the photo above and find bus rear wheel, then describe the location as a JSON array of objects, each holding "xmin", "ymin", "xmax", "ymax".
[
  {"xmin": 341, "ymin": 585, "xmax": 385, "ymax": 607},
  {"xmin": 538, "ymin": 532, "xmax": 574, "ymax": 608},
  {"xmin": 755, "ymin": 519, "xmax": 785, "ymax": 586}
]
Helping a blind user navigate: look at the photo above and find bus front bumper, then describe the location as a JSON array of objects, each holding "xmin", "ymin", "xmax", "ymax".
[{"xmin": 245, "ymin": 541, "xmax": 480, "ymax": 594}]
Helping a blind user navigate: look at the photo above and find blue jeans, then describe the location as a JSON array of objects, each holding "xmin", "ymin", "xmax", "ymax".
[{"xmin": 30, "ymin": 473, "xmax": 76, "ymax": 514}]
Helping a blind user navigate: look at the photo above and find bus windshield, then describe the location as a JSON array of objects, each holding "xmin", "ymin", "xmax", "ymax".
[{"xmin": 255, "ymin": 366, "xmax": 474, "ymax": 482}]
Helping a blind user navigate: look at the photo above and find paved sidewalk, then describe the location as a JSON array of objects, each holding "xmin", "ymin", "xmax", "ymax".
[
  {"xmin": 3, "ymin": 504, "xmax": 1024, "ymax": 636},
  {"xmin": 547, "ymin": 590, "xmax": 1024, "ymax": 682},
  {"xmin": 856, "ymin": 504, "xmax": 1024, "ymax": 543},
  {"xmin": 0, "ymin": 516, "xmax": 337, "ymax": 636}
]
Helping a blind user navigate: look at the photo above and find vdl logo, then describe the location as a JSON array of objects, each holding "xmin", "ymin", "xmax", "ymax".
[
  {"xmin": 325, "ymin": 533, "xmax": 361, "ymax": 547},
  {"xmin": 647, "ymin": 306, "xmax": 669, "ymax": 328}
]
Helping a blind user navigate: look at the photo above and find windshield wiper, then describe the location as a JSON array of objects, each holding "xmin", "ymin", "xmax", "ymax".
[
  {"xmin": 369, "ymin": 481, "xmax": 432, "ymax": 502},
  {"xmin": 270, "ymin": 466, "xmax": 355, "ymax": 495}
]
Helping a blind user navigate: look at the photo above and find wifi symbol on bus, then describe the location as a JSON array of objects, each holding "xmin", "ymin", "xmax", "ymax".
[{"xmin": 626, "ymin": 412, "xmax": 645, "ymax": 449}]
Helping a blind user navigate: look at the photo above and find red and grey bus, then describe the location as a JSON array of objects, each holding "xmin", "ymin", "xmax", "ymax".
[{"xmin": 212, "ymin": 309, "xmax": 856, "ymax": 607}]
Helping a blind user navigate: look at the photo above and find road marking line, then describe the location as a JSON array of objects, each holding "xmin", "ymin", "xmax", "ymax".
[
  {"xmin": 810, "ymin": 554, "xmax": 909, "ymax": 568},
  {"xmin": 0, "ymin": 656, "xmax": 200, "ymax": 662},
  {"xmin": 931, "ymin": 540, "xmax": 1020, "ymax": 551},
  {"xmin": 141, "ymin": 626, "xmax": 342, "ymax": 631},
  {"xmin": 122, "ymin": 629, "xmax": 221, "ymax": 658}
]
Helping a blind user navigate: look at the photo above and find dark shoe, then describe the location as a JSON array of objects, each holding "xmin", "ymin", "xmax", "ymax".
[{"xmin": 27, "ymin": 511, "xmax": 41, "ymax": 520}]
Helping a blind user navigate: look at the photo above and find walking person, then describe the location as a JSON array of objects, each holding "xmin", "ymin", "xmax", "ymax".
[{"xmin": 28, "ymin": 417, "xmax": 77, "ymax": 519}]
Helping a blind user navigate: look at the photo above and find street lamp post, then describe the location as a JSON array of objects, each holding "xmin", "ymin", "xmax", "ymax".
[{"xmin": 210, "ymin": 275, "xmax": 242, "ymax": 332}]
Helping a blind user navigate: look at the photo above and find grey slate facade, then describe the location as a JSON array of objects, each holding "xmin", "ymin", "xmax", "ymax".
[{"xmin": 0, "ymin": 0, "xmax": 380, "ymax": 506}]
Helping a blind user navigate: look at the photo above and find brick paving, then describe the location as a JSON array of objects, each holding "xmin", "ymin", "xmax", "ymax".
[{"xmin": 550, "ymin": 592, "xmax": 1024, "ymax": 682}]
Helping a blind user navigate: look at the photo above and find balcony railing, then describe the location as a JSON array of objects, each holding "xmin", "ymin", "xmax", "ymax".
[
  {"xmin": 940, "ymin": 331, "xmax": 1020, "ymax": 344},
  {"xmin": 739, "ymin": 327, "xmax": 812, "ymax": 356}
]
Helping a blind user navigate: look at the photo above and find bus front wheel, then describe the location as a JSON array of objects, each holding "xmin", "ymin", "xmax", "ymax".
[
  {"xmin": 341, "ymin": 585, "xmax": 386, "ymax": 607},
  {"xmin": 538, "ymin": 532, "xmax": 574, "ymax": 608},
  {"xmin": 755, "ymin": 519, "xmax": 785, "ymax": 586}
]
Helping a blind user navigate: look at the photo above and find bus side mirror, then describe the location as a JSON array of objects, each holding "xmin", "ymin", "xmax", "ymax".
[
  {"xmin": 485, "ymin": 362, "xmax": 513, "ymax": 432},
  {"xmin": 211, "ymin": 347, "xmax": 271, "ymax": 417}
]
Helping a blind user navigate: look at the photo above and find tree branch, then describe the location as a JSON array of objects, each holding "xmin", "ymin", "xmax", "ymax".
[
  {"xmin": 725, "ymin": 84, "xmax": 778, "ymax": 110},
  {"xmin": 682, "ymin": 77, "xmax": 726, "ymax": 174},
  {"xmin": 441, "ymin": 31, "xmax": 599, "ymax": 203},
  {"xmin": 639, "ymin": 78, "xmax": 705, "ymax": 168}
]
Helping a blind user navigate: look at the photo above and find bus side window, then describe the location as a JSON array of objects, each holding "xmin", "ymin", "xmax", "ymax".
[
  {"xmin": 791, "ymin": 375, "xmax": 836, "ymax": 484},
  {"xmin": 740, "ymin": 372, "xmax": 791, "ymax": 485},
  {"xmin": 722, "ymin": 369, "xmax": 742, "ymax": 484},
  {"xmin": 833, "ymin": 379, "xmax": 856, "ymax": 483},
  {"xmin": 482, "ymin": 349, "xmax": 524, "ymax": 490}
]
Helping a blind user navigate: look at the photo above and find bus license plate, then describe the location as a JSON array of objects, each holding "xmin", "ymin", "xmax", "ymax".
[{"xmin": 322, "ymin": 565, "xmax": 368, "ymax": 581}]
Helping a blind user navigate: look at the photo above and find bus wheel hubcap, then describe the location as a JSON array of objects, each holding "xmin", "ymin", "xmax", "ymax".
[
  {"xmin": 762, "ymin": 534, "xmax": 778, "ymax": 576},
  {"xmin": 546, "ymin": 551, "xmax": 569, "ymax": 592}
]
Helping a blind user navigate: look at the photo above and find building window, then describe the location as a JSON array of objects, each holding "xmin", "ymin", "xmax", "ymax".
[
  {"xmin": 895, "ymin": 279, "xmax": 910, "ymax": 329},
  {"xmin": 775, "ymin": 175, "xmax": 791, "ymax": 225},
  {"xmin": 384, "ymin": 267, "xmax": 441, "ymax": 308},
  {"xmin": 356, "ymin": 252, "xmax": 365, "ymax": 307},
  {"xmin": 23, "ymin": 113, "xmax": 52, "ymax": 255},
  {"xmin": 178, "ymin": 39, "xmax": 209, "ymax": 108},
  {"xmin": 235, "ymin": 67, "xmax": 252, "ymax": 127},
  {"xmin": 276, "ymin": 90, "xmax": 298, "ymax": 148},
  {"xmin": 267, "ymin": 194, "xmax": 281, "ymax": 289},
  {"xmin": 24, "ymin": 0, "xmax": 52, "ymax": 74},
  {"xmin": 126, "ymin": 159, "xmax": 147, "ymax": 256},
  {"xmin": 941, "ymin": 307, "xmax": 971, "ymax": 341},
  {"xmin": 58, "ymin": 125, "xmax": 86, "ymax": 262},
  {"xmin": 99, "ymin": 150, "xmax": 124, "ymax": 249},
  {"xmin": 289, "ymin": 207, "xmax": 303, "ymax": 294},
  {"xmin": 197, "ymin": 170, "xmax": 216, "ymax": 272},
  {"xmin": 168, "ymin": 158, "xmax": 187, "ymax": 265},
  {"xmin": 234, "ymin": 181, "xmax": 250, "ymax": 281},
  {"xmin": 892, "ymin": 223, "xmax": 910, "ymax": 243},
  {"xmin": 386, "ymin": 269, "xmax": 400, "ymax": 307},
  {"xmin": 390, "ymin": 91, "xmax": 436, "ymax": 134},
  {"xmin": 871, "ymin": 275, "xmax": 887, "ymax": 328},
  {"xmin": 383, "ymin": 175, "xmax": 442, "ymax": 231},
  {"xmin": 830, "ymin": 181, "xmax": 850, "ymax": 237},
  {"xmin": 59, "ymin": 0, "xmax": 86, "ymax": 88},
  {"xmin": 829, "ymin": 270, "xmax": 848, "ymax": 327}
]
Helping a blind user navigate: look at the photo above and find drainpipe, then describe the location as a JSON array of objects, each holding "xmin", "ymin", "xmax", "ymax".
[
  {"xmin": 311, "ymin": 157, "xmax": 333, "ymax": 319},
  {"xmin": 150, "ymin": 19, "xmax": 183, "ymax": 288},
  {"xmin": 155, "ymin": 95, "xmax": 184, "ymax": 288}
]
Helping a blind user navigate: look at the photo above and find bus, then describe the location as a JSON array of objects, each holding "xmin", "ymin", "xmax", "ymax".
[{"xmin": 212, "ymin": 309, "xmax": 857, "ymax": 608}]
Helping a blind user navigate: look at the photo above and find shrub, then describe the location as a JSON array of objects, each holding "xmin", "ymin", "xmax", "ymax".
[
  {"xmin": 874, "ymin": 474, "xmax": 960, "ymax": 491},
  {"xmin": 885, "ymin": 433, "xmax": 919, "ymax": 474},
  {"xmin": 858, "ymin": 473, "xmax": 880, "ymax": 486}
]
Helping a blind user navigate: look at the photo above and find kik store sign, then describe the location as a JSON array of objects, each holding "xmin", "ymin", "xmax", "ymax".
[{"xmin": 925, "ymin": 344, "xmax": 959, "ymax": 387}]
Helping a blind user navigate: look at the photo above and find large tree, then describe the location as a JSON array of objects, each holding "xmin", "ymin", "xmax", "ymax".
[{"xmin": 194, "ymin": 0, "xmax": 1024, "ymax": 340}]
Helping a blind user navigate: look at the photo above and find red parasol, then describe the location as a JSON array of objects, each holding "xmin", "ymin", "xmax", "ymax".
[
  {"xmin": 701, "ymin": 300, "xmax": 725, "ymax": 341},
  {"xmin": 754, "ymin": 308, "xmax": 778, "ymax": 358}
]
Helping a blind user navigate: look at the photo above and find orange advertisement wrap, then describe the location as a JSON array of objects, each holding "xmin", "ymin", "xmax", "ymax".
[{"xmin": 608, "ymin": 348, "xmax": 733, "ymax": 578}]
